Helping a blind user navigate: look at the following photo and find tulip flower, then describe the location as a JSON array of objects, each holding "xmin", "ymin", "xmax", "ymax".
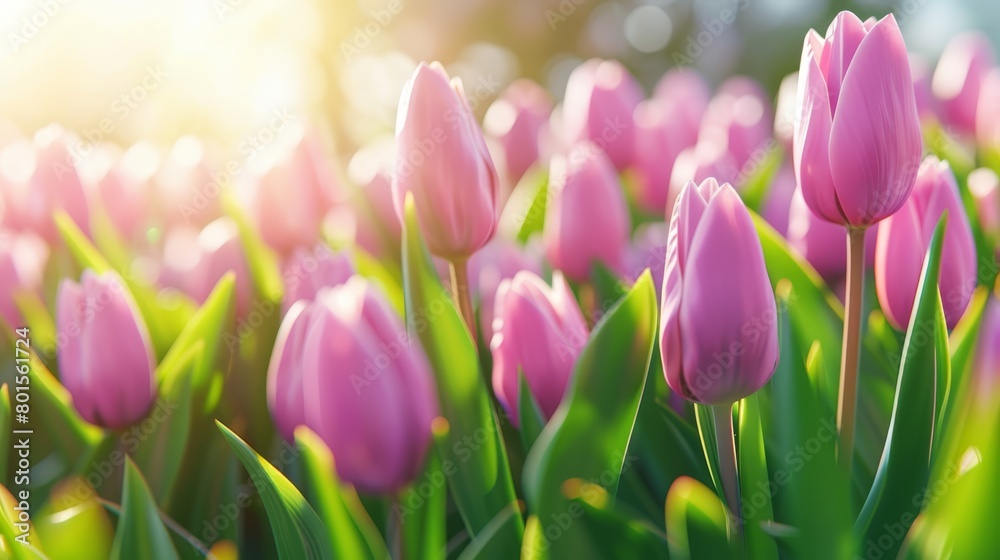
[
  {"xmin": 976, "ymin": 69, "xmax": 1000, "ymax": 152},
  {"xmin": 973, "ymin": 294, "xmax": 1000, "ymax": 407},
  {"xmin": 468, "ymin": 238, "xmax": 542, "ymax": 341},
  {"xmin": 97, "ymin": 157, "xmax": 151, "ymax": 242},
  {"xmin": 699, "ymin": 76, "xmax": 773, "ymax": 171},
  {"xmin": 347, "ymin": 146, "xmax": 402, "ymax": 258},
  {"xmin": 774, "ymin": 72, "xmax": 799, "ymax": 151},
  {"xmin": 932, "ymin": 32, "xmax": 994, "ymax": 135},
  {"xmin": 562, "ymin": 59, "xmax": 642, "ymax": 171},
  {"xmin": 0, "ymin": 233, "xmax": 46, "ymax": 329},
  {"xmin": 659, "ymin": 178, "xmax": 777, "ymax": 516},
  {"xmin": 297, "ymin": 277, "xmax": 438, "ymax": 493},
  {"xmin": 876, "ymin": 157, "xmax": 978, "ymax": 330},
  {"xmin": 653, "ymin": 69, "xmax": 711, "ymax": 140},
  {"xmin": 57, "ymin": 270, "xmax": 156, "ymax": 428},
  {"xmin": 164, "ymin": 218, "xmax": 252, "ymax": 318},
  {"xmin": 969, "ymin": 168, "xmax": 999, "ymax": 251},
  {"xmin": 633, "ymin": 97, "xmax": 699, "ymax": 214},
  {"xmin": 491, "ymin": 271, "xmax": 588, "ymax": 424},
  {"xmin": 544, "ymin": 142, "xmax": 630, "ymax": 281},
  {"xmin": 666, "ymin": 138, "xmax": 739, "ymax": 218},
  {"xmin": 266, "ymin": 300, "xmax": 316, "ymax": 443},
  {"xmin": 156, "ymin": 136, "xmax": 219, "ymax": 228},
  {"xmin": 788, "ymin": 186, "xmax": 847, "ymax": 279},
  {"xmin": 483, "ymin": 79, "xmax": 552, "ymax": 185},
  {"xmin": 910, "ymin": 55, "xmax": 935, "ymax": 121},
  {"xmin": 624, "ymin": 222, "xmax": 668, "ymax": 297},
  {"xmin": 794, "ymin": 12, "xmax": 922, "ymax": 228},
  {"xmin": 761, "ymin": 164, "xmax": 797, "ymax": 237},
  {"xmin": 392, "ymin": 62, "xmax": 499, "ymax": 261},
  {"xmin": 281, "ymin": 245, "xmax": 354, "ymax": 310}
]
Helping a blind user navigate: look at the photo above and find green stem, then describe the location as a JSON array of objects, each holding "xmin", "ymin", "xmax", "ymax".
[
  {"xmin": 449, "ymin": 259, "xmax": 477, "ymax": 347},
  {"xmin": 712, "ymin": 404, "xmax": 742, "ymax": 532},
  {"xmin": 837, "ymin": 227, "xmax": 866, "ymax": 472}
]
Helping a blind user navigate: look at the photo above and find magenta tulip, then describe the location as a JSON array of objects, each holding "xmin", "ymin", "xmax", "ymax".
[
  {"xmin": 793, "ymin": 12, "xmax": 922, "ymax": 227},
  {"xmin": 189, "ymin": 218, "xmax": 252, "ymax": 318},
  {"xmin": 633, "ymin": 97, "xmax": 700, "ymax": 214},
  {"xmin": 544, "ymin": 142, "xmax": 630, "ymax": 281},
  {"xmin": 910, "ymin": 55, "xmax": 935, "ymax": 120},
  {"xmin": 491, "ymin": 271, "xmax": 588, "ymax": 424},
  {"xmin": 301, "ymin": 278, "xmax": 438, "ymax": 493},
  {"xmin": 761, "ymin": 164, "xmax": 797, "ymax": 237},
  {"xmin": 562, "ymin": 59, "xmax": 643, "ymax": 171},
  {"xmin": 624, "ymin": 222, "xmax": 669, "ymax": 297},
  {"xmin": 976, "ymin": 69, "xmax": 1000, "ymax": 152},
  {"xmin": 660, "ymin": 179, "xmax": 778, "ymax": 405},
  {"xmin": 266, "ymin": 300, "xmax": 316, "ymax": 443},
  {"xmin": 875, "ymin": 157, "xmax": 977, "ymax": 330},
  {"xmin": 57, "ymin": 270, "xmax": 156, "ymax": 428},
  {"xmin": 653, "ymin": 69, "xmax": 711, "ymax": 141},
  {"xmin": 483, "ymin": 79, "xmax": 552, "ymax": 184},
  {"xmin": 392, "ymin": 62, "xmax": 499, "ymax": 261},
  {"xmin": 932, "ymin": 32, "xmax": 995, "ymax": 135},
  {"xmin": 281, "ymin": 246, "xmax": 354, "ymax": 310}
]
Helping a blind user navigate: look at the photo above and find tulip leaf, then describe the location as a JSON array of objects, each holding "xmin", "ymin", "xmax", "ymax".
[
  {"xmin": 10, "ymin": 291, "xmax": 57, "ymax": 368},
  {"xmin": 693, "ymin": 404, "xmax": 724, "ymax": 507},
  {"xmin": 110, "ymin": 459, "xmax": 180, "ymax": 560},
  {"xmin": 0, "ymin": 385, "xmax": 9, "ymax": 482},
  {"xmin": 764, "ymin": 285, "xmax": 851, "ymax": 559},
  {"xmin": 0, "ymin": 486, "xmax": 47, "ymax": 559},
  {"xmin": 497, "ymin": 167, "xmax": 548, "ymax": 244},
  {"xmin": 400, "ymin": 195, "xmax": 523, "ymax": 558},
  {"xmin": 54, "ymin": 212, "xmax": 196, "ymax": 359},
  {"xmin": 521, "ymin": 270, "xmax": 657, "ymax": 558},
  {"xmin": 222, "ymin": 198, "xmax": 283, "ymax": 304},
  {"xmin": 352, "ymin": 247, "xmax": 405, "ymax": 316},
  {"xmin": 217, "ymin": 421, "xmax": 334, "ymax": 560},
  {"xmin": 36, "ymin": 478, "xmax": 115, "ymax": 560},
  {"xmin": 562, "ymin": 481, "xmax": 670, "ymax": 558},
  {"xmin": 665, "ymin": 476, "xmax": 735, "ymax": 560},
  {"xmin": 736, "ymin": 393, "xmax": 778, "ymax": 560},
  {"xmin": 855, "ymin": 216, "xmax": 948, "ymax": 560},
  {"xmin": 518, "ymin": 370, "xmax": 546, "ymax": 453},
  {"xmin": 738, "ymin": 146, "xmax": 782, "ymax": 214},
  {"xmin": 294, "ymin": 428, "xmax": 389, "ymax": 560},
  {"xmin": 634, "ymin": 400, "xmax": 713, "ymax": 501}
]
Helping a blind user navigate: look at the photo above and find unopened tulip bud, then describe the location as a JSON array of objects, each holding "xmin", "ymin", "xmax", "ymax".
[
  {"xmin": 57, "ymin": 270, "xmax": 156, "ymax": 428},
  {"xmin": 699, "ymin": 77, "xmax": 773, "ymax": 170},
  {"xmin": 468, "ymin": 238, "xmax": 541, "ymax": 340},
  {"xmin": 484, "ymin": 79, "xmax": 552, "ymax": 185},
  {"xmin": 562, "ymin": 59, "xmax": 642, "ymax": 171},
  {"xmin": 932, "ymin": 32, "xmax": 995, "ymax": 135},
  {"xmin": 633, "ymin": 98, "xmax": 699, "ymax": 214},
  {"xmin": 281, "ymin": 246, "xmax": 354, "ymax": 310}
]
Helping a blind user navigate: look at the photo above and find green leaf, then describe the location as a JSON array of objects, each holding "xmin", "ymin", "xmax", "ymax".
[
  {"xmin": 562, "ymin": 481, "xmax": 670, "ymax": 558},
  {"xmin": 497, "ymin": 167, "xmax": 548, "ymax": 243},
  {"xmin": 0, "ymin": 385, "xmax": 9, "ymax": 482},
  {"xmin": 295, "ymin": 428, "xmax": 389, "ymax": 560},
  {"xmin": 217, "ymin": 421, "xmax": 334, "ymax": 560},
  {"xmin": 517, "ymin": 371, "xmax": 546, "ymax": 453},
  {"xmin": 222, "ymin": 198, "xmax": 283, "ymax": 303},
  {"xmin": 693, "ymin": 404, "xmax": 724, "ymax": 507},
  {"xmin": 0, "ymin": 486, "xmax": 47, "ymax": 559},
  {"xmin": 110, "ymin": 459, "xmax": 180, "ymax": 560},
  {"xmin": 855, "ymin": 216, "xmax": 949, "ymax": 559},
  {"xmin": 522, "ymin": 271, "xmax": 658, "ymax": 558},
  {"xmin": 736, "ymin": 393, "xmax": 778, "ymax": 560},
  {"xmin": 36, "ymin": 478, "xmax": 115, "ymax": 560},
  {"xmin": 738, "ymin": 145, "xmax": 782, "ymax": 214},
  {"xmin": 665, "ymin": 476, "xmax": 735, "ymax": 560},
  {"xmin": 352, "ymin": 248, "xmax": 405, "ymax": 316},
  {"xmin": 400, "ymin": 195, "xmax": 523, "ymax": 558}
]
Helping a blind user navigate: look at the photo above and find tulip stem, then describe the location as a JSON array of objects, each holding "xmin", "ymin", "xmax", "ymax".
[
  {"xmin": 712, "ymin": 403, "xmax": 742, "ymax": 531},
  {"xmin": 449, "ymin": 259, "xmax": 477, "ymax": 344},
  {"xmin": 837, "ymin": 227, "xmax": 866, "ymax": 472}
]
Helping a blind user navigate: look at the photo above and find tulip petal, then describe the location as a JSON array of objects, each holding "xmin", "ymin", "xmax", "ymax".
[
  {"xmin": 875, "ymin": 202, "xmax": 925, "ymax": 330},
  {"xmin": 825, "ymin": 11, "xmax": 868, "ymax": 112}
]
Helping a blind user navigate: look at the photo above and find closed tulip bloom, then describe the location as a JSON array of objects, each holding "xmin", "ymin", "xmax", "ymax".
[
  {"xmin": 660, "ymin": 179, "xmax": 779, "ymax": 405},
  {"xmin": 97, "ymin": 165, "xmax": 149, "ymax": 242},
  {"xmin": 282, "ymin": 246, "xmax": 354, "ymax": 310},
  {"xmin": 624, "ymin": 222, "xmax": 669, "ymax": 297},
  {"xmin": 302, "ymin": 278, "xmax": 438, "ymax": 493},
  {"xmin": 653, "ymin": 69, "xmax": 711, "ymax": 139},
  {"xmin": 666, "ymin": 139, "xmax": 739, "ymax": 219},
  {"xmin": 562, "ymin": 59, "xmax": 643, "ymax": 171},
  {"xmin": 876, "ymin": 157, "xmax": 977, "ymax": 330},
  {"xmin": 633, "ymin": 98, "xmax": 699, "ymax": 214},
  {"xmin": 266, "ymin": 301, "xmax": 316, "ymax": 443},
  {"xmin": 468, "ymin": 238, "xmax": 541, "ymax": 341},
  {"xmin": 155, "ymin": 136, "xmax": 218, "ymax": 228},
  {"xmin": 761, "ymin": 164, "xmax": 797, "ymax": 237},
  {"xmin": 910, "ymin": 55, "xmax": 935, "ymax": 121},
  {"xmin": 699, "ymin": 77, "xmax": 774, "ymax": 170},
  {"xmin": 787, "ymin": 186, "xmax": 847, "ymax": 279},
  {"xmin": 0, "ymin": 233, "xmax": 46, "ymax": 328},
  {"xmin": 247, "ymin": 149, "xmax": 327, "ymax": 257},
  {"xmin": 491, "ymin": 271, "xmax": 588, "ymax": 424},
  {"xmin": 392, "ymin": 62, "xmax": 499, "ymax": 261},
  {"xmin": 190, "ymin": 218, "xmax": 252, "ymax": 318},
  {"xmin": 544, "ymin": 142, "xmax": 630, "ymax": 281},
  {"xmin": 794, "ymin": 12, "xmax": 922, "ymax": 227},
  {"xmin": 976, "ymin": 69, "xmax": 1000, "ymax": 151},
  {"xmin": 932, "ymin": 32, "xmax": 995, "ymax": 135},
  {"xmin": 57, "ymin": 270, "xmax": 156, "ymax": 428},
  {"xmin": 484, "ymin": 79, "xmax": 552, "ymax": 184}
]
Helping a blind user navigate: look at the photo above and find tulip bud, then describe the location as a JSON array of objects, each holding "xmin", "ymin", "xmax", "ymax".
[
  {"xmin": 544, "ymin": 142, "xmax": 630, "ymax": 281},
  {"xmin": 299, "ymin": 277, "xmax": 438, "ymax": 493},
  {"xmin": 932, "ymin": 32, "xmax": 995, "ymax": 135},
  {"xmin": 562, "ymin": 59, "xmax": 642, "ymax": 171},
  {"xmin": 281, "ymin": 246, "xmax": 354, "ymax": 310},
  {"xmin": 0, "ymin": 233, "xmax": 46, "ymax": 328},
  {"xmin": 699, "ymin": 77, "xmax": 773, "ymax": 171},
  {"xmin": 787, "ymin": 186, "xmax": 847, "ymax": 279},
  {"xmin": 909, "ymin": 55, "xmax": 935, "ymax": 121},
  {"xmin": 976, "ymin": 68, "xmax": 1000, "ymax": 152},
  {"xmin": 468, "ymin": 238, "xmax": 542, "ymax": 341},
  {"xmin": 761, "ymin": 164, "xmax": 797, "ymax": 237},
  {"xmin": 392, "ymin": 62, "xmax": 500, "ymax": 261},
  {"xmin": 491, "ymin": 271, "xmax": 588, "ymax": 424},
  {"xmin": 97, "ymin": 145, "xmax": 156, "ymax": 241},
  {"xmin": 969, "ymin": 168, "xmax": 999, "ymax": 249},
  {"xmin": 666, "ymin": 139, "xmax": 739, "ymax": 219},
  {"xmin": 247, "ymin": 153, "xmax": 326, "ymax": 257},
  {"xmin": 57, "ymin": 270, "xmax": 156, "ymax": 428},
  {"xmin": 266, "ymin": 301, "xmax": 316, "ymax": 443},
  {"xmin": 633, "ymin": 98, "xmax": 699, "ymax": 214},
  {"xmin": 875, "ymin": 157, "xmax": 977, "ymax": 330},
  {"xmin": 793, "ymin": 12, "xmax": 922, "ymax": 227},
  {"xmin": 484, "ymin": 79, "xmax": 552, "ymax": 185},
  {"xmin": 169, "ymin": 218, "xmax": 252, "ymax": 318},
  {"xmin": 660, "ymin": 179, "xmax": 778, "ymax": 405},
  {"xmin": 624, "ymin": 222, "xmax": 669, "ymax": 297},
  {"xmin": 653, "ymin": 69, "xmax": 711, "ymax": 137},
  {"xmin": 156, "ymin": 136, "xmax": 218, "ymax": 228}
]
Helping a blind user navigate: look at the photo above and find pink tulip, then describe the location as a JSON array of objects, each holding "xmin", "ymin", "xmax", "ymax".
[
  {"xmin": 266, "ymin": 300, "xmax": 317, "ymax": 443},
  {"xmin": 191, "ymin": 218, "xmax": 253, "ymax": 318},
  {"xmin": 976, "ymin": 68, "xmax": 1000, "ymax": 152},
  {"xmin": 633, "ymin": 97, "xmax": 700, "ymax": 214},
  {"xmin": 932, "ymin": 32, "xmax": 995, "ymax": 135},
  {"xmin": 793, "ymin": 12, "xmax": 922, "ymax": 227},
  {"xmin": 666, "ymin": 138, "xmax": 739, "ymax": 219},
  {"xmin": 875, "ymin": 157, "xmax": 977, "ymax": 330},
  {"xmin": 973, "ymin": 295, "xmax": 1000, "ymax": 406},
  {"xmin": 156, "ymin": 136, "xmax": 219, "ymax": 228},
  {"xmin": 699, "ymin": 77, "xmax": 774, "ymax": 171},
  {"xmin": 491, "ymin": 271, "xmax": 588, "ymax": 424},
  {"xmin": 299, "ymin": 278, "xmax": 438, "ymax": 493},
  {"xmin": 624, "ymin": 222, "xmax": 669, "ymax": 297},
  {"xmin": 0, "ymin": 232, "xmax": 46, "ymax": 328},
  {"xmin": 347, "ymin": 148, "xmax": 402, "ymax": 258},
  {"xmin": 660, "ymin": 179, "xmax": 778, "ymax": 405},
  {"xmin": 281, "ymin": 245, "xmax": 354, "ymax": 310},
  {"xmin": 544, "ymin": 142, "xmax": 630, "ymax": 281},
  {"xmin": 57, "ymin": 270, "xmax": 156, "ymax": 428},
  {"xmin": 910, "ymin": 55, "xmax": 935, "ymax": 121},
  {"xmin": 653, "ymin": 69, "xmax": 711, "ymax": 139},
  {"xmin": 562, "ymin": 59, "xmax": 643, "ymax": 171},
  {"xmin": 97, "ymin": 166, "xmax": 149, "ymax": 241},
  {"xmin": 969, "ymin": 168, "xmax": 999, "ymax": 247},
  {"xmin": 787, "ymin": 186, "xmax": 847, "ymax": 279},
  {"xmin": 392, "ymin": 62, "xmax": 500, "ymax": 261},
  {"xmin": 761, "ymin": 164, "xmax": 797, "ymax": 237},
  {"xmin": 247, "ymin": 149, "xmax": 328, "ymax": 257},
  {"xmin": 484, "ymin": 79, "xmax": 552, "ymax": 184},
  {"xmin": 774, "ymin": 72, "xmax": 799, "ymax": 151},
  {"xmin": 468, "ymin": 237, "xmax": 541, "ymax": 341}
]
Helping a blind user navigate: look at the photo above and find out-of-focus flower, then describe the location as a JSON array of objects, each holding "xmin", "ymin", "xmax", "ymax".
[
  {"xmin": 793, "ymin": 12, "xmax": 922, "ymax": 227},
  {"xmin": 699, "ymin": 76, "xmax": 773, "ymax": 171},
  {"xmin": 155, "ymin": 136, "xmax": 218, "ymax": 229},
  {"xmin": 561, "ymin": 59, "xmax": 643, "ymax": 171},
  {"xmin": 392, "ymin": 62, "xmax": 500, "ymax": 261},
  {"xmin": 266, "ymin": 300, "xmax": 317, "ymax": 443},
  {"xmin": 976, "ymin": 68, "xmax": 1000, "ymax": 152},
  {"xmin": 666, "ymin": 138, "xmax": 739, "ymax": 218},
  {"xmin": 973, "ymin": 294, "xmax": 1000, "ymax": 406},
  {"xmin": 97, "ymin": 164, "xmax": 149, "ymax": 242},
  {"xmin": 774, "ymin": 72, "xmax": 799, "ymax": 151},
  {"xmin": 875, "ymin": 157, "xmax": 977, "ymax": 330},
  {"xmin": 544, "ymin": 142, "xmax": 630, "ymax": 281},
  {"xmin": 483, "ymin": 79, "xmax": 552, "ymax": 185},
  {"xmin": 761, "ymin": 164, "xmax": 797, "ymax": 237},
  {"xmin": 281, "ymin": 245, "xmax": 354, "ymax": 310},
  {"xmin": 491, "ymin": 271, "xmax": 588, "ymax": 424},
  {"xmin": 787, "ymin": 186, "xmax": 847, "ymax": 279},
  {"xmin": 932, "ymin": 32, "xmax": 995, "ymax": 135},
  {"xmin": 633, "ymin": 97, "xmax": 700, "ymax": 215},
  {"xmin": 291, "ymin": 277, "xmax": 438, "ymax": 493},
  {"xmin": 624, "ymin": 221, "xmax": 669, "ymax": 297},
  {"xmin": 910, "ymin": 55, "xmax": 935, "ymax": 121},
  {"xmin": 660, "ymin": 179, "xmax": 778, "ymax": 405},
  {"xmin": 653, "ymin": 68, "xmax": 711, "ymax": 139},
  {"xmin": 347, "ymin": 144, "xmax": 402, "ymax": 259},
  {"xmin": 162, "ymin": 219, "xmax": 251, "ymax": 317},
  {"xmin": 468, "ymin": 237, "xmax": 541, "ymax": 340},
  {"xmin": 0, "ymin": 232, "xmax": 47, "ymax": 328},
  {"xmin": 57, "ymin": 270, "xmax": 156, "ymax": 428},
  {"xmin": 968, "ymin": 168, "xmax": 999, "ymax": 251}
]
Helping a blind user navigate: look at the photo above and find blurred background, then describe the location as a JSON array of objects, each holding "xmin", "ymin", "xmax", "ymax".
[{"xmin": 0, "ymin": 0, "xmax": 995, "ymax": 163}]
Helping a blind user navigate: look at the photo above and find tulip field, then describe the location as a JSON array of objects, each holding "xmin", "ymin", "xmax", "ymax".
[{"xmin": 2, "ymin": 2, "xmax": 1000, "ymax": 559}]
